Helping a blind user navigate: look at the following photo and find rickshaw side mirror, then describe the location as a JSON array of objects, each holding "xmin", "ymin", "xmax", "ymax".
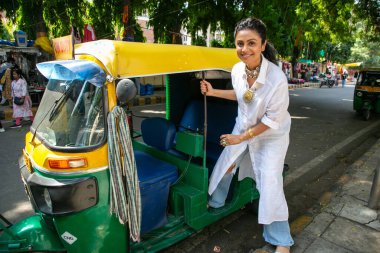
[{"xmin": 116, "ymin": 79, "xmax": 137, "ymax": 104}]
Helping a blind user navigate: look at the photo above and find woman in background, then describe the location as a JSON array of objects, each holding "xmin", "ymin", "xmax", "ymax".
[{"xmin": 10, "ymin": 68, "xmax": 34, "ymax": 128}]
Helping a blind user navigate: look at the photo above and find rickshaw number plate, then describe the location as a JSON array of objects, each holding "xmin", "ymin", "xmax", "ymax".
[{"xmin": 23, "ymin": 150, "xmax": 33, "ymax": 173}]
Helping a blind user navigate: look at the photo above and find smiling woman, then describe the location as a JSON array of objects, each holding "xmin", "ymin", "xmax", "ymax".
[{"xmin": 200, "ymin": 17, "xmax": 293, "ymax": 253}]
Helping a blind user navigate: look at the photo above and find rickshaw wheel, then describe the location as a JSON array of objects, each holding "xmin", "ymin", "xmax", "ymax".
[
  {"xmin": 246, "ymin": 199, "xmax": 259, "ymax": 215},
  {"xmin": 363, "ymin": 109, "xmax": 371, "ymax": 121}
]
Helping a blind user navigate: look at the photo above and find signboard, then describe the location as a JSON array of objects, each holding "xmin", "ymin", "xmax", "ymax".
[{"xmin": 53, "ymin": 35, "xmax": 73, "ymax": 60}]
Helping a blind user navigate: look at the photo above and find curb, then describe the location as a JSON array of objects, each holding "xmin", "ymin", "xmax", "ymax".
[
  {"xmin": 288, "ymin": 82, "xmax": 320, "ymax": 90},
  {"xmin": 0, "ymin": 106, "xmax": 38, "ymax": 122},
  {"xmin": 285, "ymin": 120, "xmax": 380, "ymax": 192}
]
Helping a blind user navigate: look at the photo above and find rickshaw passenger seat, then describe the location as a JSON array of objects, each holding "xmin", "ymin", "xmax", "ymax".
[
  {"xmin": 134, "ymin": 151, "xmax": 178, "ymax": 235},
  {"xmin": 179, "ymin": 101, "xmax": 204, "ymax": 132},
  {"xmin": 141, "ymin": 117, "xmax": 176, "ymax": 150},
  {"xmin": 137, "ymin": 117, "xmax": 179, "ymax": 234},
  {"xmin": 179, "ymin": 100, "xmax": 237, "ymax": 167}
]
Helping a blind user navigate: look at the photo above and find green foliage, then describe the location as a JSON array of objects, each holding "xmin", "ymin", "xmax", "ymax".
[
  {"xmin": 210, "ymin": 39, "xmax": 223, "ymax": 48},
  {"xmin": 0, "ymin": 0, "xmax": 144, "ymax": 41},
  {"xmin": 0, "ymin": 0, "xmax": 378, "ymax": 64},
  {"xmin": 140, "ymin": 0, "xmax": 187, "ymax": 44},
  {"xmin": 0, "ymin": 18, "xmax": 12, "ymax": 40},
  {"xmin": 192, "ymin": 35, "xmax": 206, "ymax": 46},
  {"xmin": 349, "ymin": 37, "xmax": 380, "ymax": 65},
  {"xmin": 353, "ymin": 0, "xmax": 380, "ymax": 40}
]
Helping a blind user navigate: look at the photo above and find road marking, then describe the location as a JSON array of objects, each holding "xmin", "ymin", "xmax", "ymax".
[{"xmin": 285, "ymin": 120, "xmax": 380, "ymax": 187}]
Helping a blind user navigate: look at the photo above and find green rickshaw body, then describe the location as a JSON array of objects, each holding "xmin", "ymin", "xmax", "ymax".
[{"xmin": 0, "ymin": 40, "xmax": 260, "ymax": 253}]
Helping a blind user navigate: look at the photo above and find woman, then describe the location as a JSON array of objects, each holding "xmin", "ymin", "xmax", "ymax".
[
  {"xmin": 200, "ymin": 17, "xmax": 293, "ymax": 253},
  {"xmin": 10, "ymin": 68, "xmax": 34, "ymax": 128}
]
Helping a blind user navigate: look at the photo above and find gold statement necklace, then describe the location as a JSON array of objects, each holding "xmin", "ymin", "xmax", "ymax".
[{"xmin": 243, "ymin": 64, "xmax": 261, "ymax": 103}]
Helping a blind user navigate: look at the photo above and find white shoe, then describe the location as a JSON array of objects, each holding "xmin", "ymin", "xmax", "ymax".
[
  {"xmin": 0, "ymin": 128, "xmax": 5, "ymax": 132},
  {"xmin": 0, "ymin": 97, "xmax": 6, "ymax": 105}
]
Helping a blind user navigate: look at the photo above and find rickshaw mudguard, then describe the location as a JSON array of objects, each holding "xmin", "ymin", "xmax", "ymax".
[{"xmin": 0, "ymin": 215, "xmax": 65, "ymax": 252}]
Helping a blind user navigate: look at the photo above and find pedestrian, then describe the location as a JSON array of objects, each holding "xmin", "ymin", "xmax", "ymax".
[
  {"xmin": 342, "ymin": 71, "xmax": 348, "ymax": 88},
  {"xmin": 10, "ymin": 68, "xmax": 34, "ymax": 128},
  {"xmin": 200, "ymin": 17, "xmax": 293, "ymax": 253},
  {"xmin": 0, "ymin": 57, "xmax": 16, "ymax": 106}
]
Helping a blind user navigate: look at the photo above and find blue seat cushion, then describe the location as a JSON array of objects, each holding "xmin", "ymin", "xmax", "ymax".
[
  {"xmin": 134, "ymin": 151, "xmax": 178, "ymax": 234},
  {"xmin": 141, "ymin": 117, "xmax": 176, "ymax": 151},
  {"xmin": 179, "ymin": 100, "xmax": 237, "ymax": 164},
  {"xmin": 179, "ymin": 100, "xmax": 204, "ymax": 132}
]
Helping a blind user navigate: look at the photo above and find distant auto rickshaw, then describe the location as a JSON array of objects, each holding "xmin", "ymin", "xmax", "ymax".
[
  {"xmin": 353, "ymin": 67, "xmax": 380, "ymax": 120},
  {"xmin": 0, "ymin": 40, "xmax": 260, "ymax": 253}
]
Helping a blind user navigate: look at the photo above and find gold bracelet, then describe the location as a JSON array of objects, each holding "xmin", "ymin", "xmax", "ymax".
[{"xmin": 247, "ymin": 128, "xmax": 255, "ymax": 138}]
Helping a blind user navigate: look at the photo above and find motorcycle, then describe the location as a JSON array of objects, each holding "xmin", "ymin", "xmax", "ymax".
[{"xmin": 319, "ymin": 73, "xmax": 335, "ymax": 88}]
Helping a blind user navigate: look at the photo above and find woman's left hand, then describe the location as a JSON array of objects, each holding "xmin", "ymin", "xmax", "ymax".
[{"xmin": 219, "ymin": 134, "xmax": 243, "ymax": 147}]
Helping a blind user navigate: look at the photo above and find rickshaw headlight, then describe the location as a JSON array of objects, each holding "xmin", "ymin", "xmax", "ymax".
[
  {"xmin": 356, "ymin": 91, "xmax": 363, "ymax": 97},
  {"xmin": 21, "ymin": 167, "xmax": 98, "ymax": 215}
]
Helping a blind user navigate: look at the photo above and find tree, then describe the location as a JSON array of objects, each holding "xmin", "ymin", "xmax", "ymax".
[
  {"xmin": 0, "ymin": 13, "xmax": 12, "ymax": 40},
  {"xmin": 0, "ymin": 0, "xmax": 146, "ymax": 42},
  {"xmin": 139, "ymin": 0, "xmax": 187, "ymax": 44}
]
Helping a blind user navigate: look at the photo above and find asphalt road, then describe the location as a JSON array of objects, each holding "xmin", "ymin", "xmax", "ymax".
[{"xmin": 0, "ymin": 84, "xmax": 379, "ymax": 252}]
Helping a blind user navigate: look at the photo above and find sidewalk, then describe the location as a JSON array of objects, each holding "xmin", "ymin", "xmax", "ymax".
[
  {"xmin": 254, "ymin": 139, "xmax": 380, "ymax": 253},
  {"xmin": 290, "ymin": 138, "xmax": 380, "ymax": 253}
]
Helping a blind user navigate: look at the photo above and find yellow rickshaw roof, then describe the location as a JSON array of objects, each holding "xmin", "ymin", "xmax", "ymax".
[
  {"xmin": 74, "ymin": 40, "xmax": 239, "ymax": 78},
  {"xmin": 343, "ymin": 62, "xmax": 362, "ymax": 67}
]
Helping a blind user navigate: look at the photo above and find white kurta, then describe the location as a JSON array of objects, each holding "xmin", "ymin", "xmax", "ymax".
[
  {"xmin": 208, "ymin": 56, "xmax": 291, "ymax": 224},
  {"xmin": 12, "ymin": 78, "xmax": 33, "ymax": 118}
]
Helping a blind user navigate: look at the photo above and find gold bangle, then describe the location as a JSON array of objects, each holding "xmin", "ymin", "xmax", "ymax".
[{"xmin": 247, "ymin": 128, "xmax": 255, "ymax": 138}]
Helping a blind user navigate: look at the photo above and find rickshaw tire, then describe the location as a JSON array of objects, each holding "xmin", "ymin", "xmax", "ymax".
[
  {"xmin": 363, "ymin": 109, "xmax": 371, "ymax": 121},
  {"xmin": 246, "ymin": 199, "xmax": 259, "ymax": 216}
]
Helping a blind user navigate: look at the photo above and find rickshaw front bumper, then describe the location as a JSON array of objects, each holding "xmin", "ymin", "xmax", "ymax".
[{"xmin": 20, "ymin": 157, "xmax": 99, "ymax": 216}]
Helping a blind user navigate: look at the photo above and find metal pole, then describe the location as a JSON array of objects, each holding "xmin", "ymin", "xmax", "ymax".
[
  {"xmin": 202, "ymin": 71, "xmax": 207, "ymax": 169},
  {"xmin": 368, "ymin": 158, "xmax": 380, "ymax": 209}
]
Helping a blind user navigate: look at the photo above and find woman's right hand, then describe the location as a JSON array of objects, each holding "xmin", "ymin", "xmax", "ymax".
[{"xmin": 200, "ymin": 80, "xmax": 214, "ymax": 96}]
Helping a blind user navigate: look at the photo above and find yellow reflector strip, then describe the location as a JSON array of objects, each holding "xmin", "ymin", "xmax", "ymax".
[{"xmin": 23, "ymin": 149, "xmax": 33, "ymax": 173}]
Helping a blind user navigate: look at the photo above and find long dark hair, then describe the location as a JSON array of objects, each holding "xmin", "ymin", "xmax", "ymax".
[
  {"xmin": 234, "ymin": 17, "xmax": 278, "ymax": 65},
  {"xmin": 12, "ymin": 68, "xmax": 25, "ymax": 80}
]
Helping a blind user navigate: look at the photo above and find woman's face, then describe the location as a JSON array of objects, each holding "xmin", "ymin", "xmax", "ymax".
[
  {"xmin": 235, "ymin": 29, "xmax": 266, "ymax": 68},
  {"xmin": 12, "ymin": 71, "xmax": 20, "ymax": 80}
]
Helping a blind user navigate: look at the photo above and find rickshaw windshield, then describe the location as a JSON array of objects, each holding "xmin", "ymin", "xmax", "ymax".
[
  {"xmin": 31, "ymin": 79, "xmax": 105, "ymax": 149},
  {"xmin": 360, "ymin": 71, "xmax": 380, "ymax": 87}
]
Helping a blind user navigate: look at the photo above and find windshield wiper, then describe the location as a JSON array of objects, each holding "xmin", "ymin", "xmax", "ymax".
[
  {"xmin": 49, "ymin": 85, "xmax": 75, "ymax": 122},
  {"xmin": 30, "ymin": 84, "xmax": 75, "ymax": 145}
]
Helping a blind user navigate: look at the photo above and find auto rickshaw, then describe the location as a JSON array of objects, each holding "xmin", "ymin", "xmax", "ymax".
[
  {"xmin": 353, "ymin": 67, "xmax": 380, "ymax": 120},
  {"xmin": 0, "ymin": 40, "xmax": 260, "ymax": 253}
]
